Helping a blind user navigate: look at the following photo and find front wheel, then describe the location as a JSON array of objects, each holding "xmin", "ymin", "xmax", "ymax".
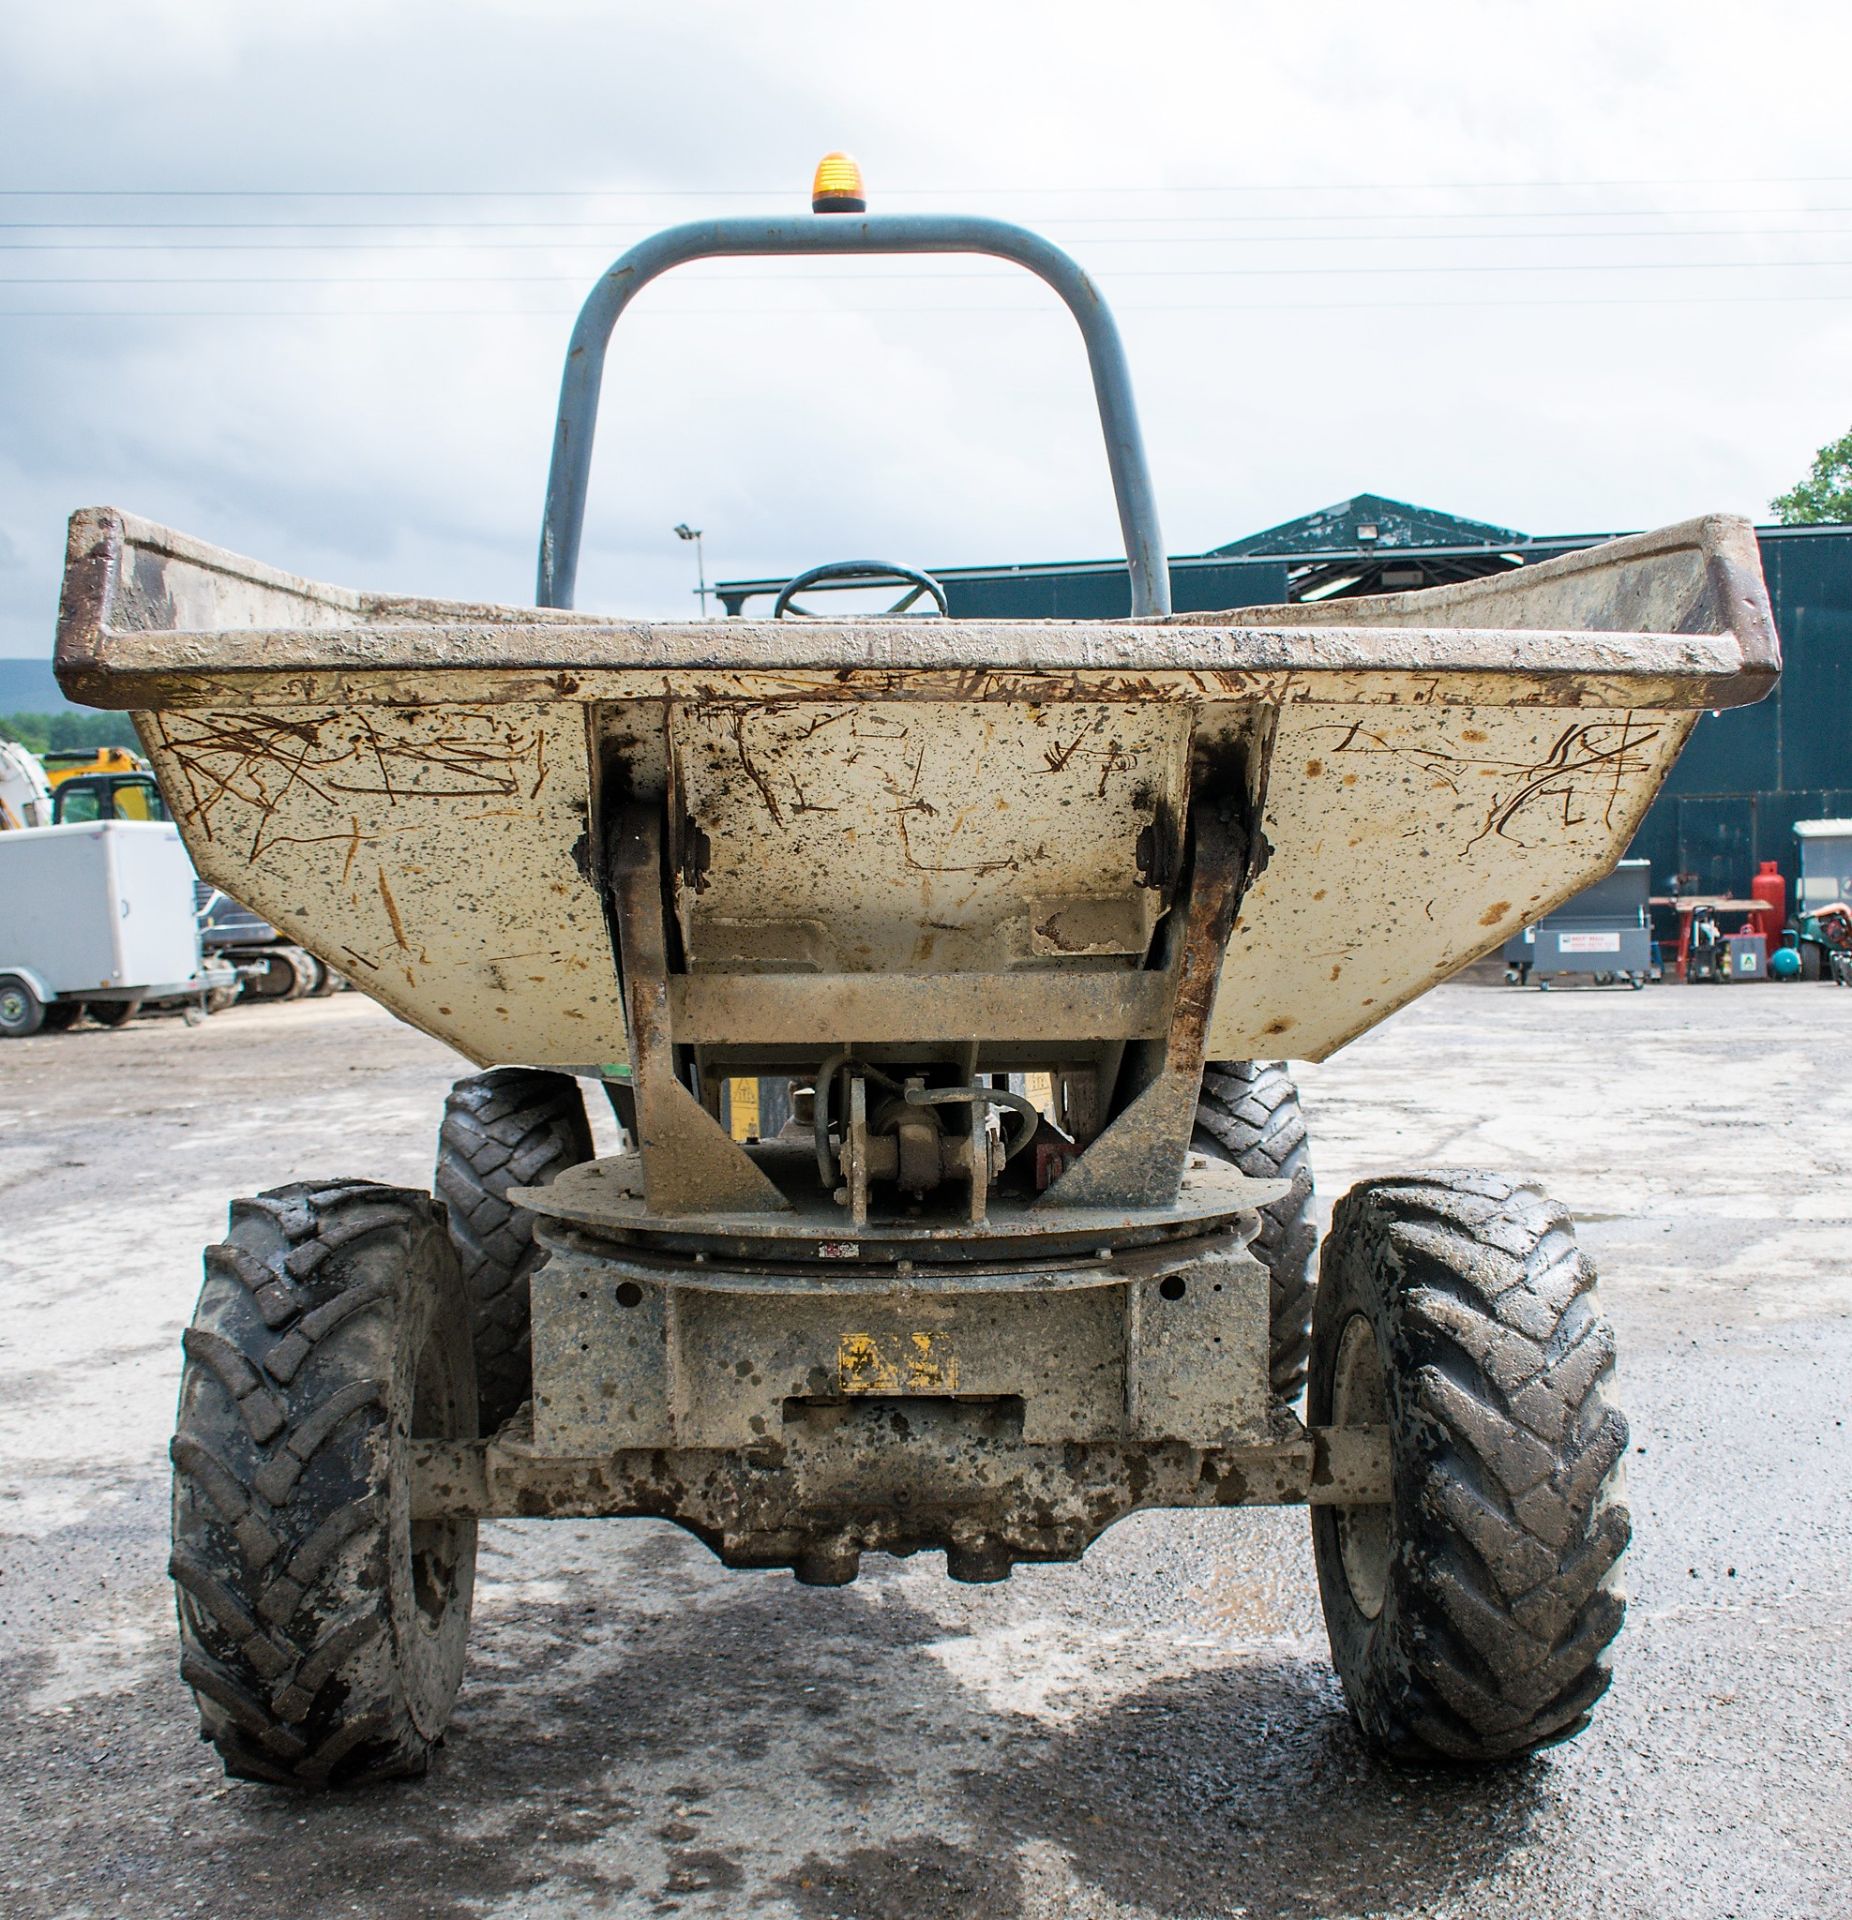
[
  {"xmin": 1310, "ymin": 1171, "xmax": 1629, "ymax": 1765},
  {"xmin": 170, "ymin": 1180, "xmax": 477, "ymax": 1787}
]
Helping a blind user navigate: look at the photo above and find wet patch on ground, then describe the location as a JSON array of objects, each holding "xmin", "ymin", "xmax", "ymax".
[{"xmin": 2, "ymin": 987, "xmax": 1850, "ymax": 1917}]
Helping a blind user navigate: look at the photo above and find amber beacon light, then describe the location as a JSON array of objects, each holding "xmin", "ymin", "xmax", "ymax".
[{"xmin": 811, "ymin": 151, "xmax": 867, "ymax": 213}]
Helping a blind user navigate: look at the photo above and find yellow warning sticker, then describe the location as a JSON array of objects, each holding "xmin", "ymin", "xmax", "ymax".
[{"xmin": 838, "ymin": 1331, "xmax": 958, "ymax": 1395}]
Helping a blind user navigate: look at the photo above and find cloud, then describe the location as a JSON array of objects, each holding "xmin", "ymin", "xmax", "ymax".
[{"xmin": 2, "ymin": 0, "xmax": 1850, "ymax": 655}]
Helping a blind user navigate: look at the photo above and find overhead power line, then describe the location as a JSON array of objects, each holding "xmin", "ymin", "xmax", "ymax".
[
  {"xmin": 3, "ymin": 290, "xmax": 1851, "ymax": 321},
  {"xmin": 8, "ymin": 224, "xmax": 1852, "ymax": 253},
  {"xmin": 9, "ymin": 173, "xmax": 1852, "ymax": 198},
  {"xmin": 8, "ymin": 257, "xmax": 1852, "ymax": 288},
  {"xmin": 7, "ymin": 205, "xmax": 1852, "ymax": 233}
]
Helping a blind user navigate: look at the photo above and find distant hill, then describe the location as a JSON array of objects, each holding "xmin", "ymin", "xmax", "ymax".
[{"xmin": 0, "ymin": 656, "xmax": 75, "ymax": 714}]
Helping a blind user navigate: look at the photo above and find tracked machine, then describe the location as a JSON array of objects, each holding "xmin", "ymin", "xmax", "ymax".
[{"xmin": 56, "ymin": 159, "xmax": 1779, "ymax": 1786}]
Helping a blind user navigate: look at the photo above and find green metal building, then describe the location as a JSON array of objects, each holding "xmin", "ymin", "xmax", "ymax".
[{"xmin": 717, "ymin": 494, "xmax": 1852, "ymax": 904}]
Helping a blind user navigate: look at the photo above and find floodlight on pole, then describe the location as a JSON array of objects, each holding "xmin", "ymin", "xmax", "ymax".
[{"xmin": 673, "ymin": 522, "xmax": 708, "ymax": 617}]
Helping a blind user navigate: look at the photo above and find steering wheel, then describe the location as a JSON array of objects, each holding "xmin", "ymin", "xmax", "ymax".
[{"xmin": 771, "ymin": 560, "xmax": 949, "ymax": 619}]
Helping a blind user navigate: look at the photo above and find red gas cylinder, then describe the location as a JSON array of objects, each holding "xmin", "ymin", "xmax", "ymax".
[{"xmin": 1750, "ymin": 859, "xmax": 1787, "ymax": 932}]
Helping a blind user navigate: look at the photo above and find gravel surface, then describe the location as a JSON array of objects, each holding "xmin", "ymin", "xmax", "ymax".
[{"xmin": 1, "ymin": 981, "xmax": 1848, "ymax": 1918}]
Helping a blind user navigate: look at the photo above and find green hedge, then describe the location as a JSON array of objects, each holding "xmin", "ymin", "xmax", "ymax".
[{"xmin": 0, "ymin": 710, "xmax": 143, "ymax": 755}]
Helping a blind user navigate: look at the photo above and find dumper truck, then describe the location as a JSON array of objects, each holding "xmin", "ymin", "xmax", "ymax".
[{"xmin": 55, "ymin": 160, "xmax": 1779, "ymax": 1788}]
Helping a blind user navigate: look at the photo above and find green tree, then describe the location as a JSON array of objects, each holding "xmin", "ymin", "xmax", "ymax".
[
  {"xmin": 0, "ymin": 710, "xmax": 143, "ymax": 755},
  {"xmin": 1771, "ymin": 428, "xmax": 1852, "ymax": 524}
]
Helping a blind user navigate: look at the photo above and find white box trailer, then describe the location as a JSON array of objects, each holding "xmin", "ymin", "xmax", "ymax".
[{"xmin": 0, "ymin": 818, "xmax": 225, "ymax": 1035}]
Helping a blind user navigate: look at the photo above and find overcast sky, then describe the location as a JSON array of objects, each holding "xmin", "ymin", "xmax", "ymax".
[{"xmin": 3, "ymin": 0, "xmax": 1851, "ymax": 651}]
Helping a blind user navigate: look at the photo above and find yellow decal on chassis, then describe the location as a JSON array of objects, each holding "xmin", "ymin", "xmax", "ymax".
[{"xmin": 837, "ymin": 1331, "xmax": 959, "ymax": 1395}]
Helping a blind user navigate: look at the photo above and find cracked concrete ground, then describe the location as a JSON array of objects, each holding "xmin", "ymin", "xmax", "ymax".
[{"xmin": 1, "ymin": 978, "xmax": 1848, "ymax": 1918}]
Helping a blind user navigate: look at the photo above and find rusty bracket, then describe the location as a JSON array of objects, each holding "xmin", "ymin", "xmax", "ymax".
[
  {"xmin": 605, "ymin": 800, "xmax": 789, "ymax": 1216},
  {"xmin": 1035, "ymin": 794, "xmax": 1247, "ymax": 1211}
]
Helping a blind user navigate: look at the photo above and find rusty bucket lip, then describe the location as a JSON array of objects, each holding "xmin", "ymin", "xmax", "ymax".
[{"xmin": 55, "ymin": 505, "xmax": 1778, "ymax": 716}]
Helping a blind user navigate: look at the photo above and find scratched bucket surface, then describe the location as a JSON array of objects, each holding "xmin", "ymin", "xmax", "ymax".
[{"xmin": 55, "ymin": 507, "xmax": 1777, "ymax": 1071}]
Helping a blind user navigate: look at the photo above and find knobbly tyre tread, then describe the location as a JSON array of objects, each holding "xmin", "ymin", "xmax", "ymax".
[
  {"xmin": 1193, "ymin": 1060, "xmax": 1317, "ymax": 1396},
  {"xmin": 1310, "ymin": 1170, "xmax": 1630, "ymax": 1764},
  {"xmin": 170, "ymin": 1180, "xmax": 476, "ymax": 1788},
  {"xmin": 435, "ymin": 1068, "xmax": 593, "ymax": 1434}
]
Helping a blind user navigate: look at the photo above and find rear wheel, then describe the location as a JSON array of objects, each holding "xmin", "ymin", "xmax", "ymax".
[
  {"xmin": 170, "ymin": 1181, "xmax": 476, "ymax": 1787},
  {"xmin": 1310, "ymin": 1171, "xmax": 1629, "ymax": 1764},
  {"xmin": 89, "ymin": 997, "xmax": 142, "ymax": 1029},
  {"xmin": 1799, "ymin": 941, "xmax": 1824, "ymax": 983},
  {"xmin": 436, "ymin": 1069, "xmax": 594, "ymax": 1434},
  {"xmin": 41, "ymin": 1001, "xmax": 84, "ymax": 1031},
  {"xmin": 0, "ymin": 975, "xmax": 45, "ymax": 1037},
  {"xmin": 1192, "ymin": 1060, "xmax": 1317, "ymax": 1397}
]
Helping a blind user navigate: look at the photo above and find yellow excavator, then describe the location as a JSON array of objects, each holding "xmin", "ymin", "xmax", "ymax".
[{"xmin": 38, "ymin": 743, "xmax": 148, "ymax": 789}]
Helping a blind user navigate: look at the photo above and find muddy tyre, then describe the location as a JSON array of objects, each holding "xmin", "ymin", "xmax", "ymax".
[
  {"xmin": 170, "ymin": 1181, "xmax": 477, "ymax": 1788},
  {"xmin": 1309, "ymin": 1171, "xmax": 1629, "ymax": 1765},
  {"xmin": 436, "ymin": 1069, "xmax": 593, "ymax": 1435},
  {"xmin": 1193, "ymin": 1060, "xmax": 1317, "ymax": 1397}
]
